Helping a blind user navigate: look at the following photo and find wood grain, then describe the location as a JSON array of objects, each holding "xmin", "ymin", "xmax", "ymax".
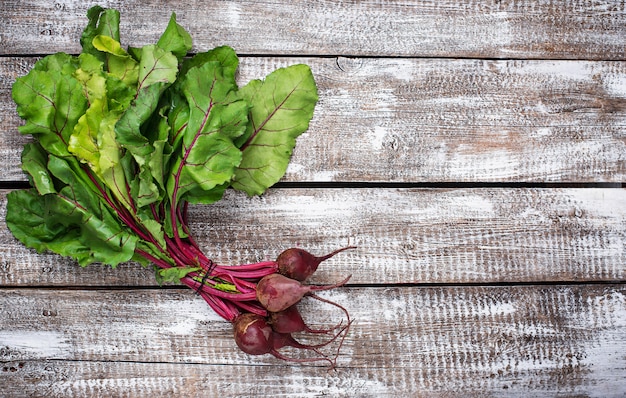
[
  {"xmin": 1, "ymin": 0, "xmax": 625, "ymax": 59},
  {"xmin": 1, "ymin": 285, "xmax": 624, "ymax": 396},
  {"xmin": 1, "ymin": 57, "xmax": 625, "ymax": 183},
  {"xmin": 1, "ymin": 2, "xmax": 625, "ymax": 396},
  {"xmin": 1, "ymin": 188, "xmax": 624, "ymax": 286}
]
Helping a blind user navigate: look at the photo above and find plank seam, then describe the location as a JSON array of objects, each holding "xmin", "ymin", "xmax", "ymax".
[
  {"xmin": 2, "ymin": 53, "xmax": 625, "ymax": 62},
  {"xmin": 0, "ymin": 181, "xmax": 623, "ymax": 190},
  {"xmin": 2, "ymin": 281, "xmax": 624, "ymax": 291}
]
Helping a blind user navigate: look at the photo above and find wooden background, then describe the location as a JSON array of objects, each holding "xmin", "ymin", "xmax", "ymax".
[{"xmin": 1, "ymin": 1, "xmax": 625, "ymax": 396}]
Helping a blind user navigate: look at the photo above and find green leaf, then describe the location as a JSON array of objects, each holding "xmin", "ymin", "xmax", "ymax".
[
  {"xmin": 138, "ymin": 44, "xmax": 179, "ymax": 88},
  {"xmin": 7, "ymin": 189, "xmax": 93, "ymax": 265},
  {"xmin": 92, "ymin": 35, "xmax": 139, "ymax": 86},
  {"xmin": 68, "ymin": 52, "xmax": 138, "ymax": 211},
  {"xmin": 20, "ymin": 143, "xmax": 56, "ymax": 195},
  {"xmin": 73, "ymin": 53, "xmax": 107, "ymax": 103},
  {"xmin": 156, "ymin": 266, "xmax": 200, "ymax": 285},
  {"xmin": 116, "ymin": 44, "xmax": 179, "ymax": 156},
  {"xmin": 166, "ymin": 89, "xmax": 190, "ymax": 152},
  {"xmin": 46, "ymin": 155, "xmax": 102, "ymax": 217},
  {"xmin": 81, "ymin": 6, "xmax": 121, "ymax": 64},
  {"xmin": 136, "ymin": 209, "xmax": 167, "ymax": 250},
  {"xmin": 182, "ymin": 182, "xmax": 229, "ymax": 205},
  {"xmin": 12, "ymin": 54, "xmax": 88, "ymax": 157},
  {"xmin": 128, "ymin": 108, "xmax": 173, "ymax": 208},
  {"xmin": 232, "ymin": 64, "xmax": 318, "ymax": 196},
  {"xmin": 148, "ymin": 112, "xmax": 174, "ymax": 193},
  {"xmin": 166, "ymin": 61, "xmax": 247, "ymax": 202},
  {"xmin": 33, "ymin": 52, "xmax": 80, "ymax": 74},
  {"xmin": 106, "ymin": 76, "xmax": 136, "ymax": 112},
  {"xmin": 45, "ymin": 191, "xmax": 138, "ymax": 267},
  {"xmin": 180, "ymin": 46, "xmax": 239, "ymax": 81},
  {"xmin": 43, "ymin": 155, "xmax": 138, "ymax": 267},
  {"xmin": 68, "ymin": 97, "xmax": 106, "ymax": 173},
  {"xmin": 98, "ymin": 113, "xmax": 134, "ymax": 210},
  {"xmin": 157, "ymin": 13, "xmax": 192, "ymax": 59},
  {"xmin": 6, "ymin": 179, "xmax": 136, "ymax": 268},
  {"xmin": 115, "ymin": 45, "xmax": 179, "ymax": 208},
  {"xmin": 6, "ymin": 189, "xmax": 71, "ymax": 253}
]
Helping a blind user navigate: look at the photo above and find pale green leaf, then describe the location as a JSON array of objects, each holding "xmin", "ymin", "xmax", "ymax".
[
  {"xmin": 68, "ymin": 97, "xmax": 105, "ymax": 172},
  {"xmin": 92, "ymin": 35, "xmax": 139, "ymax": 86}
]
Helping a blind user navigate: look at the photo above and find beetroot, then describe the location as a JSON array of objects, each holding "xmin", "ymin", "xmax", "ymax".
[
  {"xmin": 6, "ymin": 6, "xmax": 354, "ymax": 367},
  {"xmin": 256, "ymin": 273, "xmax": 352, "ymax": 312},
  {"xmin": 270, "ymin": 312, "xmax": 352, "ymax": 367},
  {"xmin": 208, "ymin": 245, "xmax": 354, "ymax": 366},
  {"xmin": 233, "ymin": 313, "xmax": 273, "ymax": 355},
  {"xmin": 233, "ymin": 311, "xmax": 350, "ymax": 367},
  {"xmin": 277, "ymin": 246, "xmax": 356, "ymax": 281},
  {"xmin": 269, "ymin": 305, "xmax": 341, "ymax": 334}
]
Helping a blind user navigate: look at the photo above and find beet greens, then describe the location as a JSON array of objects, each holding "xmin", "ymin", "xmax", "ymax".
[{"xmin": 6, "ymin": 6, "xmax": 353, "ymax": 366}]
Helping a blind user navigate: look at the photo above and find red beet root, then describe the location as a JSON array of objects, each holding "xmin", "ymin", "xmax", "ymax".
[
  {"xmin": 232, "ymin": 311, "xmax": 350, "ymax": 367},
  {"xmin": 233, "ymin": 313, "xmax": 273, "ymax": 356},
  {"xmin": 277, "ymin": 246, "xmax": 356, "ymax": 281},
  {"xmin": 269, "ymin": 305, "xmax": 341, "ymax": 334},
  {"xmin": 256, "ymin": 273, "xmax": 351, "ymax": 313}
]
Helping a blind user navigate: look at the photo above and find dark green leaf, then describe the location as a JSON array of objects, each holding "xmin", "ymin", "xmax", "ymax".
[
  {"xmin": 156, "ymin": 266, "xmax": 200, "ymax": 285},
  {"xmin": 6, "ymin": 189, "xmax": 70, "ymax": 253},
  {"xmin": 166, "ymin": 61, "xmax": 247, "ymax": 202},
  {"xmin": 157, "ymin": 13, "xmax": 193, "ymax": 59},
  {"xmin": 116, "ymin": 44, "xmax": 179, "ymax": 155},
  {"xmin": 232, "ymin": 64, "xmax": 318, "ymax": 195},
  {"xmin": 20, "ymin": 143, "xmax": 56, "ymax": 195},
  {"xmin": 46, "ymin": 155, "xmax": 102, "ymax": 217},
  {"xmin": 180, "ymin": 46, "xmax": 239, "ymax": 81},
  {"xmin": 115, "ymin": 45, "xmax": 179, "ymax": 208},
  {"xmin": 12, "ymin": 54, "xmax": 88, "ymax": 157}
]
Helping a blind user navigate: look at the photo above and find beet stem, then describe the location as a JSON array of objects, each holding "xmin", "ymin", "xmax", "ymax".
[
  {"xmin": 308, "ymin": 275, "xmax": 352, "ymax": 292},
  {"xmin": 317, "ymin": 245, "xmax": 357, "ymax": 262}
]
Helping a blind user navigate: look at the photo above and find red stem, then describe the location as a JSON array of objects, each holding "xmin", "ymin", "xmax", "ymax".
[
  {"xmin": 135, "ymin": 249, "xmax": 173, "ymax": 269},
  {"xmin": 308, "ymin": 275, "xmax": 352, "ymax": 292},
  {"xmin": 215, "ymin": 267, "xmax": 277, "ymax": 279},
  {"xmin": 182, "ymin": 276, "xmax": 257, "ymax": 301},
  {"xmin": 230, "ymin": 299, "xmax": 268, "ymax": 317},
  {"xmin": 164, "ymin": 236, "xmax": 193, "ymax": 267},
  {"xmin": 216, "ymin": 261, "xmax": 278, "ymax": 272},
  {"xmin": 198, "ymin": 290, "xmax": 238, "ymax": 322}
]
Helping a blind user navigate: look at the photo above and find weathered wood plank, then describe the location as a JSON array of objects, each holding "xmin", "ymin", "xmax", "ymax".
[
  {"xmin": 1, "ymin": 188, "xmax": 624, "ymax": 286},
  {"xmin": 1, "ymin": 0, "xmax": 625, "ymax": 59},
  {"xmin": 1, "ymin": 57, "xmax": 625, "ymax": 182},
  {"xmin": 0, "ymin": 285, "xmax": 624, "ymax": 396}
]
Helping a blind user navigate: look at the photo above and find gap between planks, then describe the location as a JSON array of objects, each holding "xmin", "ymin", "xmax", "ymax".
[{"xmin": 0, "ymin": 181, "xmax": 623, "ymax": 190}]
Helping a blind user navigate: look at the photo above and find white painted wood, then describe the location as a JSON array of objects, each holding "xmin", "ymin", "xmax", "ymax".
[
  {"xmin": 0, "ymin": 285, "xmax": 624, "ymax": 396},
  {"xmin": 1, "ymin": 1, "xmax": 625, "ymax": 396},
  {"xmin": 1, "ymin": 0, "xmax": 624, "ymax": 59},
  {"xmin": 1, "ymin": 188, "xmax": 624, "ymax": 286},
  {"xmin": 1, "ymin": 57, "xmax": 625, "ymax": 182}
]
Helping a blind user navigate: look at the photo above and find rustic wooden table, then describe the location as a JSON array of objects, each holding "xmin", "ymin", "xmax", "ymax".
[{"xmin": 1, "ymin": 1, "xmax": 625, "ymax": 397}]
